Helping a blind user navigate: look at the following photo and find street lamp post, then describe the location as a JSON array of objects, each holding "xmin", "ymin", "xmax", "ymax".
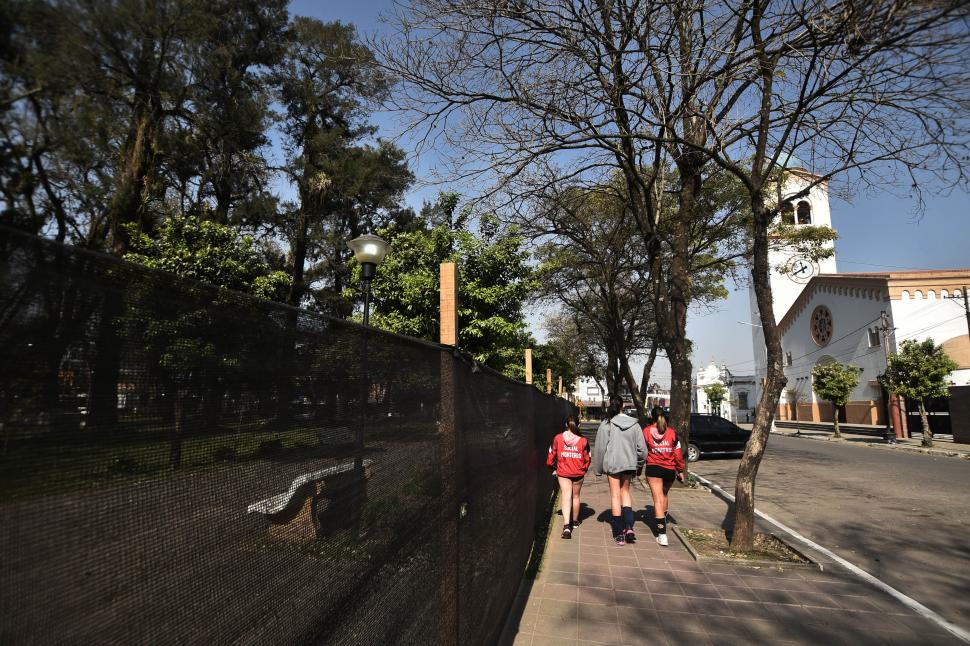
[{"xmin": 347, "ymin": 234, "xmax": 391, "ymax": 471}]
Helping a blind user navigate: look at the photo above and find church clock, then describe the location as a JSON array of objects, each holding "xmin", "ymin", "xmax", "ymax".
[
  {"xmin": 787, "ymin": 257, "xmax": 819, "ymax": 284},
  {"xmin": 810, "ymin": 305, "xmax": 834, "ymax": 346}
]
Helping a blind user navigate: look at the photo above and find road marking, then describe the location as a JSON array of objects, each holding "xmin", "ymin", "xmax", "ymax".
[{"xmin": 692, "ymin": 473, "xmax": 970, "ymax": 644}]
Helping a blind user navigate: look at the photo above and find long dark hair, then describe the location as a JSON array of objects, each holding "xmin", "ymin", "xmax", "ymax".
[
  {"xmin": 565, "ymin": 415, "xmax": 582, "ymax": 437},
  {"xmin": 651, "ymin": 406, "xmax": 667, "ymax": 433}
]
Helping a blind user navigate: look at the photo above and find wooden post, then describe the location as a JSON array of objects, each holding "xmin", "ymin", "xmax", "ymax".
[
  {"xmin": 546, "ymin": 368, "xmax": 552, "ymax": 394},
  {"xmin": 440, "ymin": 262, "xmax": 458, "ymax": 346},
  {"xmin": 525, "ymin": 348, "xmax": 533, "ymax": 384},
  {"xmin": 558, "ymin": 376, "xmax": 563, "ymax": 397},
  {"xmin": 438, "ymin": 262, "xmax": 460, "ymax": 645}
]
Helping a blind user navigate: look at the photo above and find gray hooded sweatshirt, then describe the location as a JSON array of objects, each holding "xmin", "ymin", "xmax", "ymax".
[{"xmin": 592, "ymin": 413, "xmax": 647, "ymax": 476}]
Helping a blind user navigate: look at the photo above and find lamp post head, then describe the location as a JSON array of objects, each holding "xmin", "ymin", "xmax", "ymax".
[{"xmin": 347, "ymin": 234, "xmax": 391, "ymax": 279}]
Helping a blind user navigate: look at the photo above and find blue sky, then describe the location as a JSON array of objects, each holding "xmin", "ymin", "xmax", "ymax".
[{"xmin": 293, "ymin": 1, "xmax": 970, "ymax": 386}]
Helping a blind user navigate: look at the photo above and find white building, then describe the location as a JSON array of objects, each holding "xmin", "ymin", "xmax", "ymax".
[
  {"xmin": 693, "ymin": 363, "xmax": 757, "ymax": 424},
  {"xmin": 571, "ymin": 376, "xmax": 671, "ymax": 419},
  {"xmin": 746, "ymin": 161, "xmax": 970, "ymax": 433}
]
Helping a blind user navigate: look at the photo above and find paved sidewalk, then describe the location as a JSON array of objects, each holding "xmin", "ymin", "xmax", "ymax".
[
  {"xmin": 769, "ymin": 426, "xmax": 970, "ymax": 459},
  {"xmin": 499, "ymin": 475, "xmax": 965, "ymax": 645}
]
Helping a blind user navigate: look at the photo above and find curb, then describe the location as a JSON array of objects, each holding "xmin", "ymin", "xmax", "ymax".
[{"xmin": 773, "ymin": 430, "xmax": 970, "ymax": 460}]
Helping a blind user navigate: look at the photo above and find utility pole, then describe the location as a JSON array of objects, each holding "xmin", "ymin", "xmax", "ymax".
[
  {"xmin": 963, "ymin": 285, "xmax": 970, "ymax": 338},
  {"xmin": 879, "ymin": 311, "xmax": 898, "ymax": 444}
]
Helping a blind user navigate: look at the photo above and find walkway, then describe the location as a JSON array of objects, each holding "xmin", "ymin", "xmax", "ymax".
[{"xmin": 500, "ymin": 474, "xmax": 965, "ymax": 645}]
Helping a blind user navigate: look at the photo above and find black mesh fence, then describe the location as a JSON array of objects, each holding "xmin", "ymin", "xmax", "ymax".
[{"xmin": 0, "ymin": 225, "xmax": 573, "ymax": 645}]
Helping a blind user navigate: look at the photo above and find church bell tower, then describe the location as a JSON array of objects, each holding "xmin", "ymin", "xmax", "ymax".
[{"xmin": 748, "ymin": 158, "xmax": 838, "ymax": 387}]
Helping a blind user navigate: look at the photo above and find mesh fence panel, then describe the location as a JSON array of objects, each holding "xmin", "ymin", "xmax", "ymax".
[{"xmin": 0, "ymin": 226, "xmax": 573, "ymax": 645}]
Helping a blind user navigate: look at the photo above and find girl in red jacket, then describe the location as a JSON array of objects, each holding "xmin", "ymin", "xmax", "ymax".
[
  {"xmin": 547, "ymin": 419, "xmax": 591, "ymax": 539},
  {"xmin": 642, "ymin": 407, "xmax": 685, "ymax": 546}
]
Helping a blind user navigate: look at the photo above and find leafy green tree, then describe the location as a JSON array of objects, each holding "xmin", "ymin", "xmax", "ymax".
[
  {"xmin": 883, "ymin": 339, "xmax": 959, "ymax": 448},
  {"xmin": 704, "ymin": 383, "xmax": 727, "ymax": 417},
  {"xmin": 811, "ymin": 362, "xmax": 860, "ymax": 440},
  {"xmin": 359, "ymin": 195, "xmax": 538, "ymax": 378},
  {"xmin": 270, "ymin": 18, "xmax": 413, "ymax": 313},
  {"xmin": 124, "ymin": 216, "xmax": 289, "ymax": 467},
  {"xmin": 124, "ymin": 216, "xmax": 289, "ymax": 300}
]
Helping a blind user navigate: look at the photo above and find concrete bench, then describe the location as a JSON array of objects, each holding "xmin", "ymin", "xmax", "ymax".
[{"xmin": 248, "ymin": 459, "xmax": 373, "ymax": 541}]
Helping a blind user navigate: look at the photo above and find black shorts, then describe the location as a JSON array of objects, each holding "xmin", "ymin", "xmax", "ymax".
[
  {"xmin": 609, "ymin": 470, "xmax": 637, "ymax": 478},
  {"xmin": 645, "ymin": 465, "xmax": 676, "ymax": 483}
]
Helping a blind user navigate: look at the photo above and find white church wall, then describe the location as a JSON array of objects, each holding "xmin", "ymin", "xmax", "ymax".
[
  {"xmin": 780, "ymin": 285, "xmax": 889, "ymax": 410},
  {"xmin": 891, "ymin": 289, "xmax": 970, "ymax": 385}
]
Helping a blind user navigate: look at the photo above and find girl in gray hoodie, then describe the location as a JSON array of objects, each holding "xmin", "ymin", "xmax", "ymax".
[{"xmin": 592, "ymin": 397, "xmax": 647, "ymax": 545}]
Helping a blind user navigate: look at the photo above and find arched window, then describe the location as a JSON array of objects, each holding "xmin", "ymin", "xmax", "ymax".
[
  {"xmin": 781, "ymin": 202, "xmax": 795, "ymax": 225},
  {"xmin": 797, "ymin": 200, "xmax": 812, "ymax": 224}
]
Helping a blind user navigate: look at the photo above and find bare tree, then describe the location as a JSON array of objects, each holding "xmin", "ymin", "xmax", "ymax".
[
  {"xmin": 376, "ymin": 0, "xmax": 732, "ymax": 439},
  {"xmin": 380, "ymin": 0, "xmax": 970, "ymax": 550}
]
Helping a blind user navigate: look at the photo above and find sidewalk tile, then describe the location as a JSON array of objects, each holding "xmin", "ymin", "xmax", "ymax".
[
  {"xmin": 533, "ymin": 613, "xmax": 579, "ymax": 639},
  {"xmin": 538, "ymin": 583, "xmax": 578, "ymax": 601},
  {"xmin": 641, "ymin": 567, "xmax": 679, "ymax": 582},
  {"xmin": 543, "ymin": 571, "xmax": 579, "ymax": 586},
  {"xmin": 577, "ymin": 620, "xmax": 621, "ymax": 642},
  {"xmin": 688, "ymin": 597, "xmax": 735, "ymax": 617},
  {"xmin": 577, "ymin": 586, "xmax": 615, "ymax": 605},
  {"xmin": 608, "ymin": 564, "xmax": 641, "ymax": 578},
  {"xmin": 612, "ymin": 576, "xmax": 648, "ymax": 592},
  {"xmin": 659, "ymin": 610, "xmax": 705, "ymax": 633},
  {"xmin": 577, "ymin": 602, "xmax": 618, "ymax": 623},
  {"xmin": 651, "ymin": 593, "xmax": 693, "ymax": 613},
  {"xmin": 579, "ymin": 574, "xmax": 612, "ymax": 590},
  {"xmin": 643, "ymin": 579, "xmax": 683, "ymax": 595},
  {"xmin": 531, "ymin": 635, "xmax": 576, "ymax": 646},
  {"xmin": 578, "ymin": 563, "xmax": 611, "ymax": 577},
  {"xmin": 615, "ymin": 605, "xmax": 660, "ymax": 627},
  {"xmin": 537, "ymin": 598, "xmax": 578, "ymax": 619},
  {"xmin": 717, "ymin": 585, "xmax": 760, "ymax": 602},
  {"xmin": 680, "ymin": 582, "xmax": 720, "ymax": 598},
  {"xmin": 613, "ymin": 590, "xmax": 653, "ymax": 608}
]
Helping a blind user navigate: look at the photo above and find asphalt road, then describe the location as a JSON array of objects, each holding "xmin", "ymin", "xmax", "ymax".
[{"xmin": 691, "ymin": 434, "xmax": 970, "ymax": 633}]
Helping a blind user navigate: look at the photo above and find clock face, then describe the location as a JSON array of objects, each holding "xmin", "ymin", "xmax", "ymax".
[
  {"xmin": 788, "ymin": 257, "xmax": 819, "ymax": 284},
  {"xmin": 811, "ymin": 305, "xmax": 834, "ymax": 346}
]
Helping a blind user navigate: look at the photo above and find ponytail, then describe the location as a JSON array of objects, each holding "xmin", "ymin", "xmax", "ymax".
[{"xmin": 651, "ymin": 406, "xmax": 667, "ymax": 433}]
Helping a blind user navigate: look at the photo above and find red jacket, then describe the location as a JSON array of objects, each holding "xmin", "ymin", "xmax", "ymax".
[
  {"xmin": 546, "ymin": 432, "xmax": 591, "ymax": 478},
  {"xmin": 643, "ymin": 425, "xmax": 685, "ymax": 472}
]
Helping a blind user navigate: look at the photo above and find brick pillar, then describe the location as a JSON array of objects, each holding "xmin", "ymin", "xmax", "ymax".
[
  {"xmin": 890, "ymin": 393, "xmax": 905, "ymax": 439},
  {"xmin": 438, "ymin": 262, "xmax": 459, "ymax": 645}
]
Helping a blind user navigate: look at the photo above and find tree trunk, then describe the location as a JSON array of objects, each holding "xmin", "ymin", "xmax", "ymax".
[
  {"xmin": 919, "ymin": 400, "xmax": 933, "ymax": 447},
  {"xmin": 621, "ymin": 359, "xmax": 645, "ymax": 419},
  {"xmin": 639, "ymin": 343, "xmax": 658, "ymax": 403},
  {"xmin": 730, "ymin": 193, "xmax": 787, "ymax": 552},
  {"xmin": 170, "ymin": 386, "xmax": 186, "ymax": 469},
  {"xmin": 88, "ymin": 294, "xmax": 122, "ymax": 431},
  {"xmin": 832, "ymin": 406, "xmax": 842, "ymax": 439}
]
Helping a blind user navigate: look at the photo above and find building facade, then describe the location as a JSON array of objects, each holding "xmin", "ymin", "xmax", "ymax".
[
  {"xmin": 745, "ymin": 161, "xmax": 970, "ymax": 435},
  {"xmin": 693, "ymin": 363, "xmax": 757, "ymax": 424}
]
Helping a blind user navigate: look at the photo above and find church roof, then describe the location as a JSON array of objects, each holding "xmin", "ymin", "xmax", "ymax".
[{"xmin": 777, "ymin": 268, "xmax": 970, "ymax": 335}]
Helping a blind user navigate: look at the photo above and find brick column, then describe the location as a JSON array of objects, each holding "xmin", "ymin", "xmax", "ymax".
[{"xmin": 438, "ymin": 262, "xmax": 459, "ymax": 645}]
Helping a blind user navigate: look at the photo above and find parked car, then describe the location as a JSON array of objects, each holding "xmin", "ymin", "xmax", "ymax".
[{"xmin": 686, "ymin": 414, "xmax": 750, "ymax": 462}]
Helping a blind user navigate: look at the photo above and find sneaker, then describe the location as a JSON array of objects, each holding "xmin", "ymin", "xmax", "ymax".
[
  {"xmin": 624, "ymin": 528, "xmax": 636, "ymax": 543},
  {"xmin": 614, "ymin": 533, "xmax": 626, "ymax": 547},
  {"xmin": 572, "ymin": 518, "xmax": 581, "ymax": 528},
  {"xmin": 656, "ymin": 533, "xmax": 669, "ymax": 547},
  {"xmin": 561, "ymin": 527, "xmax": 572, "ymax": 539}
]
